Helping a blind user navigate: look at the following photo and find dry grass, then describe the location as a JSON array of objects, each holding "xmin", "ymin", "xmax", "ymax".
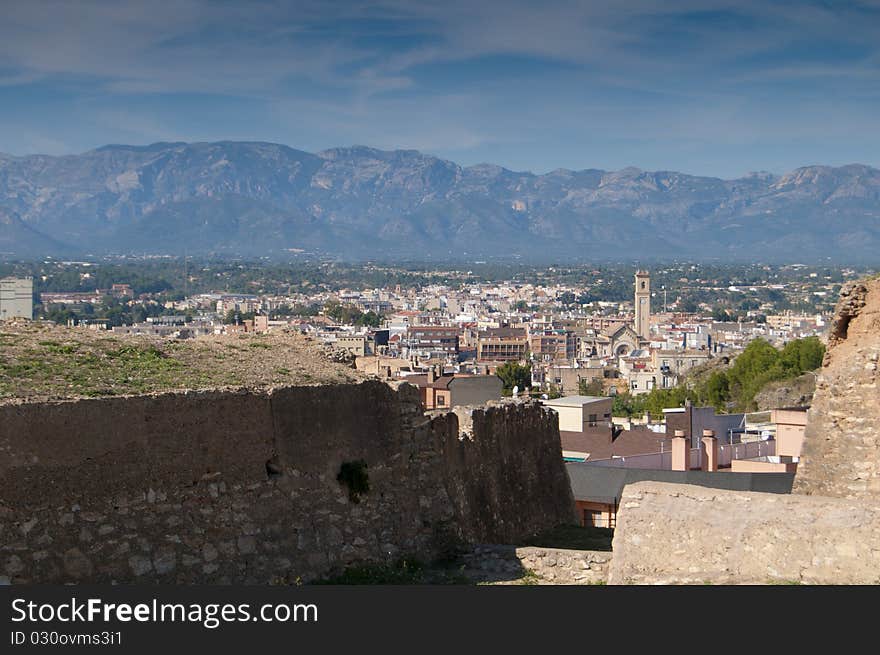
[{"xmin": 0, "ymin": 320, "xmax": 367, "ymax": 404}]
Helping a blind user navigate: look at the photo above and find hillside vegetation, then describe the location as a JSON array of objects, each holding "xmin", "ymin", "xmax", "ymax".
[{"xmin": 612, "ymin": 336, "xmax": 824, "ymax": 417}]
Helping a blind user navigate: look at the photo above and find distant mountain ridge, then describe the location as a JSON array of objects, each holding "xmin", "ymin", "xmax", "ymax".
[{"xmin": 1, "ymin": 141, "xmax": 879, "ymax": 262}]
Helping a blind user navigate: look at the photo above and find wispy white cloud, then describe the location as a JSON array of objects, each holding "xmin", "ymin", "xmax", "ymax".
[
  {"xmin": 1, "ymin": 0, "xmax": 879, "ymax": 176},
  {"xmin": 1, "ymin": 0, "xmax": 875, "ymax": 98}
]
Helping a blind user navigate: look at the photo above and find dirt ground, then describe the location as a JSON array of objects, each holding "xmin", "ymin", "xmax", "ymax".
[{"xmin": 0, "ymin": 319, "xmax": 368, "ymax": 404}]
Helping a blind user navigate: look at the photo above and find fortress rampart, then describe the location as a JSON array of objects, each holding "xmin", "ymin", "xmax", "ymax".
[{"xmin": 0, "ymin": 381, "xmax": 575, "ymax": 583}]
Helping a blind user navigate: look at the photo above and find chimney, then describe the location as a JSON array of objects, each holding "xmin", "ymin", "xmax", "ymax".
[
  {"xmin": 701, "ymin": 429, "xmax": 718, "ymax": 472},
  {"xmin": 427, "ymin": 366, "xmax": 437, "ymax": 384},
  {"xmin": 671, "ymin": 429, "xmax": 689, "ymax": 472}
]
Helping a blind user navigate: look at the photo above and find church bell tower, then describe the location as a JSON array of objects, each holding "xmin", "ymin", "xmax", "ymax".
[{"xmin": 635, "ymin": 270, "xmax": 650, "ymax": 340}]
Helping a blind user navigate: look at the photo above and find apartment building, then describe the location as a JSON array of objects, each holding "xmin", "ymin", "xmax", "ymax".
[
  {"xmin": 528, "ymin": 329, "xmax": 577, "ymax": 363},
  {"xmin": 477, "ymin": 327, "xmax": 528, "ymax": 363},
  {"xmin": 406, "ymin": 325, "xmax": 460, "ymax": 357}
]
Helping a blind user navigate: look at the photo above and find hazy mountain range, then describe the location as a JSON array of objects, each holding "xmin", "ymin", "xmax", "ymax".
[{"xmin": 2, "ymin": 141, "xmax": 879, "ymax": 262}]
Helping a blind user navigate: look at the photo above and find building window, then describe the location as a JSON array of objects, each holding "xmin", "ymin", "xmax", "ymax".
[
  {"xmin": 437, "ymin": 395, "xmax": 446, "ymax": 406},
  {"xmin": 588, "ymin": 413, "xmax": 597, "ymax": 427}
]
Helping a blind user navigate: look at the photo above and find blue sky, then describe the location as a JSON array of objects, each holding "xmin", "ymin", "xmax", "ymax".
[{"xmin": 1, "ymin": 0, "xmax": 879, "ymax": 177}]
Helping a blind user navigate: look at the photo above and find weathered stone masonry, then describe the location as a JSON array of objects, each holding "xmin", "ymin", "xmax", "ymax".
[
  {"xmin": 794, "ymin": 278, "xmax": 880, "ymax": 498},
  {"xmin": 609, "ymin": 482, "xmax": 880, "ymax": 585},
  {"xmin": 0, "ymin": 381, "xmax": 576, "ymax": 583}
]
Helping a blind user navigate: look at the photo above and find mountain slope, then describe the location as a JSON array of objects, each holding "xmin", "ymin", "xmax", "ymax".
[{"xmin": 1, "ymin": 142, "xmax": 879, "ymax": 261}]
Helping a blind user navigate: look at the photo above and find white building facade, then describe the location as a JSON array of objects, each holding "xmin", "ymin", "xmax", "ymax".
[{"xmin": 0, "ymin": 277, "xmax": 33, "ymax": 320}]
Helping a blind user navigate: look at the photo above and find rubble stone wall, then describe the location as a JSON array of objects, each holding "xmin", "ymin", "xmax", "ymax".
[
  {"xmin": 0, "ymin": 381, "xmax": 575, "ymax": 583},
  {"xmin": 608, "ymin": 482, "xmax": 880, "ymax": 585},
  {"xmin": 461, "ymin": 545, "xmax": 610, "ymax": 584},
  {"xmin": 794, "ymin": 278, "xmax": 880, "ymax": 498}
]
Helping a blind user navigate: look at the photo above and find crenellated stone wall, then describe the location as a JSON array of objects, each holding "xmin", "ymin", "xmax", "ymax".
[{"xmin": 0, "ymin": 381, "xmax": 575, "ymax": 584}]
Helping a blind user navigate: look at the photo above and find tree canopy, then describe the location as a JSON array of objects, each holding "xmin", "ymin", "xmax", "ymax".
[
  {"xmin": 611, "ymin": 336, "xmax": 825, "ymax": 416},
  {"xmin": 495, "ymin": 361, "xmax": 532, "ymax": 396}
]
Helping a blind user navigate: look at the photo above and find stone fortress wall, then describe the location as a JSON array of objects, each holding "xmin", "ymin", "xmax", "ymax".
[
  {"xmin": 5, "ymin": 278, "xmax": 879, "ymax": 586},
  {"xmin": 0, "ymin": 380, "xmax": 576, "ymax": 583}
]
